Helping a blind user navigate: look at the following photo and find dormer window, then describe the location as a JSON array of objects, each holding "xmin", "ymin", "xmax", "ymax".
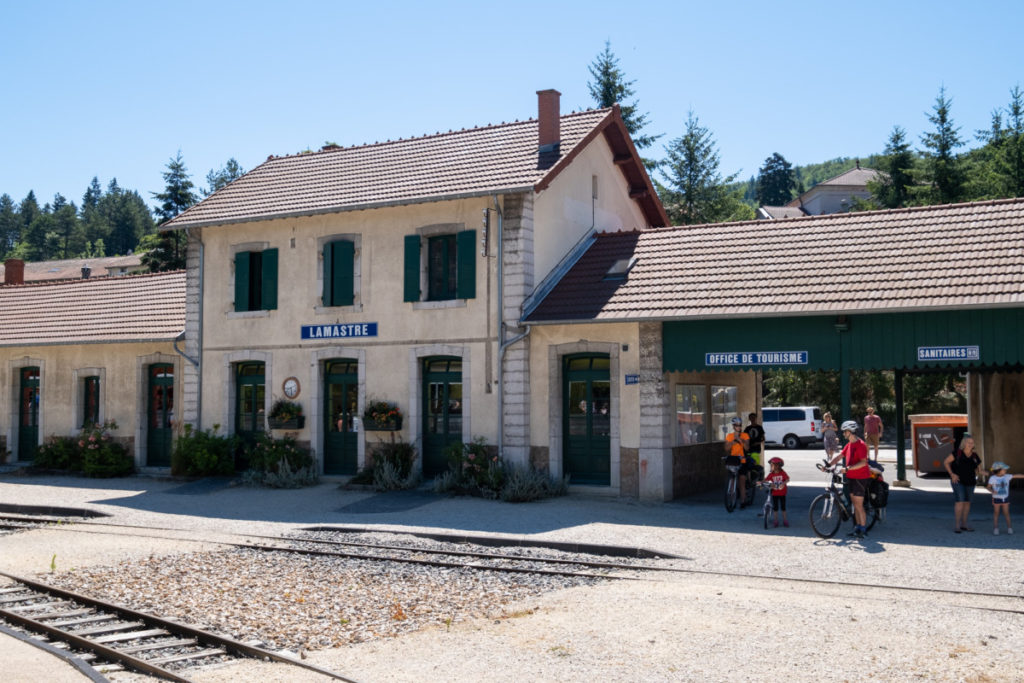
[{"xmin": 604, "ymin": 257, "xmax": 637, "ymax": 281}]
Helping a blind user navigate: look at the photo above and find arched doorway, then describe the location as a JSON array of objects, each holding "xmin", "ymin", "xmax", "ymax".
[
  {"xmin": 324, "ymin": 359, "xmax": 358, "ymax": 475},
  {"xmin": 563, "ymin": 354, "xmax": 611, "ymax": 485},
  {"xmin": 422, "ymin": 356, "xmax": 462, "ymax": 477}
]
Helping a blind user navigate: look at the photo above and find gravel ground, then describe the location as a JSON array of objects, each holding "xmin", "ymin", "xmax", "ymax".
[{"xmin": 0, "ymin": 474, "xmax": 1022, "ymax": 682}]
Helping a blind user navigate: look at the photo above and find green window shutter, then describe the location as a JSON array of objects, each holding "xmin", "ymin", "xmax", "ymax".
[
  {"xmin": 456, "ymin": 229, "xmax": 476, "ymax": 299},
  {"xmin": 404, "ymin": 234, "xmax": 421, "ymax": 302},
  {"xmin": 234, "ymin": 251, "xmax": 251, "ymax": 312},
  {"xmin": 334, "ymin": 240, "xmax": 355, "ymax": 306},
  {"xmin": 322, "ymin": 241, "xmax": 333, "ymax": 306},
  {"xmin": 261, "ymin": 248, "xmax": 278, "ymax": 310}
]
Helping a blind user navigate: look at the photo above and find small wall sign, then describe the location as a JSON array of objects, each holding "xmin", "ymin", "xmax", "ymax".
[
  {"xmin": 625, "ymin": 374, "xmax": 640, "ymax": 385},
  {"xmin": 705, "ymin": 351, "xmax": 808, "ymax": 366},
  {"xmin": 917, "ymin": 345, "xmax": 979, "ymax": 362},
  {"xmin": 301, "ymin": 323, "xmax": 378, "ymax": 340}
]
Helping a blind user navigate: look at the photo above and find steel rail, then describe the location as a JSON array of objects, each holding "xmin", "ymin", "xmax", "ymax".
[{"xmin": 0, "ymin": 571, "xmax": 362, "ymax": 683}]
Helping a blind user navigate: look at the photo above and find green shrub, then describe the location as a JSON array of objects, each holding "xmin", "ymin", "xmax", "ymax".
[
  {"xmin": 171, "ymin": 424, "xmax": 237, "ymax": 476},
  {"xmin": 499, "ymin": 464, "xmax": 569, "ymax": 503},
  {"xmin": 442, "ymin": 438, "xmax": 504, "ymax": 498},
  {"xmin": 365, "ymin": 439, "xmax": 419, "ymax": 490},
  {"xmin": 35, "ymin": 436, "xmax": 83, "ymax": 471},
  {"xmin": 242, "ymin": 433, "xmax": 318, "ymax": 488},
  {"xmin": 435, "ymin": 438, "xmax": 569, "ymax": 503},
  {"xmin": 78, "ymin": 421, "xmax": 134, "ymax": 478},
  {"xmin": 83, "ymin": 441, "xmax": 133, "ymax": 478}
]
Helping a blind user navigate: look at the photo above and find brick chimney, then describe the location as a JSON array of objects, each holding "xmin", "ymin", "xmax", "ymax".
[
  {"xmin": 82, "ymin": 264, "xmax": 92, "ymax": 279},
  {"xmin": 4, "ymin": 258, "xmax": 24, "ymax": 285},
  {"xmin": 537, "ymin": 89, "xmax": 561, "ymax": 152}
]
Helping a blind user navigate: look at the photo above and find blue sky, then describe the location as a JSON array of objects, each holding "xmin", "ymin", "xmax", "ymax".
[{"xmin": 2, "ymin": 0, "xmax": 1022, "ymax": 210}]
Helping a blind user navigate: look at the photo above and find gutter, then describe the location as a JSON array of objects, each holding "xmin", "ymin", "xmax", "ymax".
[{"xmin": 164, "ymin": 186, "xmax": 536, "ymax": 232}]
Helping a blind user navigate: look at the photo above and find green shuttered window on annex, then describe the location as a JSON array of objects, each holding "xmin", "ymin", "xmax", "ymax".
[{"xmin": 663, "ymin": 309, "xmax": 1024, "ymax": 373}]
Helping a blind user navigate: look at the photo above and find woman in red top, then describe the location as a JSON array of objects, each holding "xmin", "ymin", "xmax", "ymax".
[{"xmin": 828, "ymin": 419, "xmax": 871, "ymax": 537}]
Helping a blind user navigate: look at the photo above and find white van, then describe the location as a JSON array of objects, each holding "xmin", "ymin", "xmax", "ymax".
[{"xmin": 762, "ymin": 406, "xmax": 823, "ymax": 449}]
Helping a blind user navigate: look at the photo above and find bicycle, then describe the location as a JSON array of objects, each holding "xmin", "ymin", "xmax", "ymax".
[
  {"xmin": 808, "ymin": 460, "xmax": 879, "ymax": 538},
  {"xmin": 758, "ymin": 481, "xmax": 775, "ymax": 529},
  {"xmin": 723, "ymin": 458, "xmax": 761, "ymax": 513}
]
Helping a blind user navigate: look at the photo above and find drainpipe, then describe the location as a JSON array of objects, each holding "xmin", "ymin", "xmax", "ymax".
[
  {"xmin": 494, "ymin": 194, "xmax": 532, "ymax": 458},
  {"xmin": 171, "ymin": 229, "xmax": 204, "ymax": 430}
]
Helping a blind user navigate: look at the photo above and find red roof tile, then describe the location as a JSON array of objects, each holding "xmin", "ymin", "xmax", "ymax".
[
  {"xmin": 0, "ymin": 271, "xmax": 186, "ymax": 346},
  {"xmin": 165, "ymin": 108, "xmax": 667, "ymax": 229},
  {"xmin": 525, "ymin": 198, "xmax": 1024, "ymax": 323}
]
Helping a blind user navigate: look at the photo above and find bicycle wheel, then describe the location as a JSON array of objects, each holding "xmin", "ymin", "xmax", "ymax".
[
  {"xmin": 724, "ymin": 475, "xmax": 737, "ymax": 512},
  {"xmin": 809, "ymin": 493, "xmax": 842, "ymax": 538},
  {"xmin": 864, "ymin": 500, "xmax": 880, "ymax": 532}
]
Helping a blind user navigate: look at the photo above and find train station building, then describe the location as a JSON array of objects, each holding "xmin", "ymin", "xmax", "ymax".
[{"xmin": 3, "ymin": 91, "xmax": 1023, "ymax": 502}]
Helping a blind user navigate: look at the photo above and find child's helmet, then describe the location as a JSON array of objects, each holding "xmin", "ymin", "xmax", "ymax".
[{"xmin": 768, "ymin": 456, "xmax": 784, "ymax": 466}]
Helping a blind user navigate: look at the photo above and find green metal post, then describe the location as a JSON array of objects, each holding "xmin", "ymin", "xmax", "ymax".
[{"xmin": 895, "ymin": 369, "xmax": 908, "ymax": 484}]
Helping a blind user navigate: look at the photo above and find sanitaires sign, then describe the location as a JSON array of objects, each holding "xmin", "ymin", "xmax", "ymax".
[
  {"xmin": 301, "ymin": 323, "xmax": 378, "ymax": 340},
  {"xmin": 916, "ymin": 345, "xmax": 980, "ymax": 362},
  {"xmin": 705, "ymin": 351, "xmax": 808, "ymax": 366}
]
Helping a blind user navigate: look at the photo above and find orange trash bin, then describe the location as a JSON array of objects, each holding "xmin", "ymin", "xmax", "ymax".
[{"xmin": 909, "ymin": 414, "xmax": 969, "ymax": 476}]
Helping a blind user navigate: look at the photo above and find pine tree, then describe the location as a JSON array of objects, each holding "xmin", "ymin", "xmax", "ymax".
[
  {"xmin": 920, "ymin": 86, "xmax": 965, "ymax": 204},
  {"xmin": 870, "ymin": 126, "xmax": 916, "ymax": 208},
  {"xmin": 0, "ymin": 194, "xmax": 17, "ymax": 258},
  {"xmin": 755, "ymin": 153, "xmax": 796, "ymax": 206},
  {"xmin": 659, "ymin": 111, "xmax": 747, "ymax": 224},
  {"xmin": 997, "ymin": 86, "xmax": 1024, "ymax": 196},
  {"xmin": 51, "ymin": 194, "xmax": 84, "ymax": 258},
  {"xmin": 147, "ymin": 151, "xmax": 198, "ymax": 271},
  {"xmin": 152, "ymin": 151, "xmax": 198, "ymax": 223},
  {"xmin": 203, "ymin": 158, "xmax": 245, "ymax": 196},
  {"xmin": 587, "ymin": 41, "xmax": 661, "ymax": 160}
]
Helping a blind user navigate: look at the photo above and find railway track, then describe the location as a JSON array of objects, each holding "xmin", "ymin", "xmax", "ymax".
[{"xmin": 0, "ymin": 571, "xmax": 358, "ymax": 682}]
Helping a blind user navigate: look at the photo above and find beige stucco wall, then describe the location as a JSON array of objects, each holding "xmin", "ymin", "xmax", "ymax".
[
  {"xmin": 197, "ymin": 197, "xmax": 501, "ymax": 473},
  {"xmin": 1, "ymin": 343, "xmax": 181, "ymax": 464},
  {"xmin": 533, "ymin": 135, "xmax": 649, "ymax": 284}
]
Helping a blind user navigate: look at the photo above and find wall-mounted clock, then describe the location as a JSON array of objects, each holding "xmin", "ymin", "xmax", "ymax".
[{"xmin": 283, "ymin": 377, "xmax": 300, "ymax": 399}]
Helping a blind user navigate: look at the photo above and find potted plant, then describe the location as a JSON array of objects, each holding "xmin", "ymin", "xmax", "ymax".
[
  {"xmin": 268, "ymin": 399, "xmax": 305, "ymax": 429},
  {"xmin": 362, "ymin": 399, "xmax": 402, "ymax": 431}
]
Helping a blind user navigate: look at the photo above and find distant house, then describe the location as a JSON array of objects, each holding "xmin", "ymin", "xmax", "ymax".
[
  {"xmin": 0, "ymin": 254, "xmax": 145, "ymax": 283},
  {"xmin": 758, "ymin": 163, "xmax": 880, "ymax": 219}
]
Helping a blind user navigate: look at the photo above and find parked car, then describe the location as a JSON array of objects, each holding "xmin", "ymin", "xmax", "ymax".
[{"xmin": 763, "ymin": 406, "xmax": 823, "ymax": 449}]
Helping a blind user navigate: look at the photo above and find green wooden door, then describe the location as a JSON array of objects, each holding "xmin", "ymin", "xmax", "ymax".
[
  {"xmin": 146, "ymin": 364, "xmax": 174, "ymax": 467},
  {"xmin": 422, "ymin": 357, "xmax": 462, "ymax": 477},
  {"xmin": 18, "ymin": 367, "xmax": 40, "ymax": 461},
  {"xmin": 563, "ymin": 354, "xmax": 611, "ymax": 486},
  {"xmin": 236, "ymin": 362, "xmax": 266, "ymax": 470},
  {"xmin": 324, "ymin": 360, "xmax": 358, "ymax": 475}
]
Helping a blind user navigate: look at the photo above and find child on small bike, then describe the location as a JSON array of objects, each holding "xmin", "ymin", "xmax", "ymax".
[
  {"xmin": 764, "ymin": 456, "xmax": 790, "ymax": 527},
  {"xmin": 987, "ymin": 461, "xmax": 1023, "ymax": 535}
]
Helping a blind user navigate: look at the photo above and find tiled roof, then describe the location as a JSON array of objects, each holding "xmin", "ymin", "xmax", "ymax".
[
  {"xmin": 525, "ymin": 198, "xmax": 1024, "ymax": 323},
  {"xmin": 0, "ymin": 270, "xmax": 185, "ymax": 346},
  {"xmin": 817, "ymin": 166, "xmax": 879, "ymax": 187},
  {"xmin": 166, "ymin": 108, "xmax": 668, "ymax": 229},
  {"xmin": 758, "ymin": 206, "xmax": 807, "ymax": 219},
  {"xmin": 1, "ymin": 254, "xmax": 144, "ymax": 283}
]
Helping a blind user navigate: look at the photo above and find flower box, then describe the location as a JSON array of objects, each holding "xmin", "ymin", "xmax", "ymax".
[
  {"xmin": 363, "ymin": 415, "xmax": 402, "ymax": 431},
  {"xmin": 268, "ymin": 415, "xmax": 305, "ymax": 430}
]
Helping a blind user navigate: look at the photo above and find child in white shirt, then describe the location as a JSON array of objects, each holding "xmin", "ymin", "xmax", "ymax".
[{"xmin": 987, "ymin": 461, "xmax": 1024, "ymax": 535}]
